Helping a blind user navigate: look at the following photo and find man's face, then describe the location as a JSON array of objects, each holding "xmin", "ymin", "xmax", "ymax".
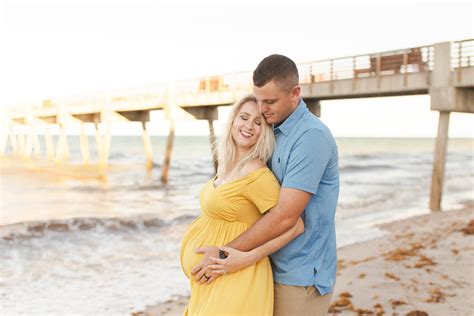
[{"xmin": 253, "ymin": 80, "xmax": 300, "ymax": 125}]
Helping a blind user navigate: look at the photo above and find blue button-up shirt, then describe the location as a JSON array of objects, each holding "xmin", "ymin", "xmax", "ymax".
[{"xmin": 269, "ymin": 99, "xmax": 339, "ymax": 295}]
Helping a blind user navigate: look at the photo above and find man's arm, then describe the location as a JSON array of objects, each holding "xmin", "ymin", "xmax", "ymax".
[
  {"xmin": 226, "ymin": 188, "xmax": 311, "ymax": 251},
  {"xmin": 206, "ymin": 217, "xmax": 304, "ymax": 279}
]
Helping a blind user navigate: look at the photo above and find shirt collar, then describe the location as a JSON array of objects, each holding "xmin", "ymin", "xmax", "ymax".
[{"xmin": 273, "ymin": 99, "xmax": 307, "ymax": 136}]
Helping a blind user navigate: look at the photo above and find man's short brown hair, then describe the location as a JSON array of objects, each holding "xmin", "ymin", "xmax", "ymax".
[{"xmin": 253, "ymin": 54, "xmax": 299, "ymax": 92}]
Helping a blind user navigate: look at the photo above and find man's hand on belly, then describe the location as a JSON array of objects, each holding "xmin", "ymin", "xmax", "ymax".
[
  {"xmin": 191, "ymin": 246, "xmax": 220, "ymax": 284},
  {"xmin": 208, "ymin": 246, "xmax": 255, "ymax": 274}
]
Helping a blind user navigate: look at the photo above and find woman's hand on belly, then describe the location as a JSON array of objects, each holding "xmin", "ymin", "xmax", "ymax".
[{"xmin": 191, "ymin": 246, "xmax": 220, "ymax": 284}]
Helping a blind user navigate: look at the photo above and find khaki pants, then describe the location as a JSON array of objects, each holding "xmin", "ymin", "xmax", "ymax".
[{"xmin": 274, "ymin": 283, "xmax": 333, "ymax": 316}]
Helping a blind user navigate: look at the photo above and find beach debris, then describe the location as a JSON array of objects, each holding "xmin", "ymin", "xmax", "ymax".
[
  {"xmin": 459, "ymin": 219, "xmax": 474, "ymax": 235},
  {"xmin": 353, "ymin": 307, "xmax": 376, "ymax": 315},
  {"xmin": 351, "ymin": 256, "xmax": 376, "ymax": 265},
  {"xmin": 337, "ymin": 259, "xmax": 346, "ymax": 271},
  {"xmin": 384, "ymin": 272, "xmax": 401, "ymax": 281},
  {"xmin": 373, "ymin": 303, "xmax": 385, "ymax": 315},
  {"xmin": 329, "ymin": 292, "xmax": 384, "ymax": 315},
  {"xmin": 451, "ymin": 248, "xmax": 459, "ymax": 255},
  {"xmin": 384, "ymin": 243, "xmax": 424, "ymax": 261},
  {"xmin": 406, "ymin": 311, "xmax": 428, "ymax": 316},
  {"xmin": 395, "ymin": 232, "xmax": 415, "ymax": 239},
  {"xmin": 414, "ymin": 255, "xmax": 436, "ymax": 268},
  {"xmin": 340, "ymin": 292, "xmax": 352, "ymax": 298},
  {"xmin": 328, "ymin": 292, "xmax": 354, "ymax": 313},
  {"xmin": 390, "ymin": 299, "xmax": 407, "ymax": 308},
  {"xmin": 358, "ymin": 273, "xmax": 367, "ymax": 279},
  {"xmin": 425, "ymin": 288, "xmax": 446, "ymax": 303}
]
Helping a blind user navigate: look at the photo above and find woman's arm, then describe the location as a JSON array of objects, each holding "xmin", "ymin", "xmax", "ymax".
[{"xmin": 207, "ymin": 217, "xmax": 304, "ymax": 277}]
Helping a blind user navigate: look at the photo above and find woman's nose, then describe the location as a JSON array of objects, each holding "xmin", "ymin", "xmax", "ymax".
[{"xmin": 244, "ymin": 120, "xmax": 254, "ymax": 129}]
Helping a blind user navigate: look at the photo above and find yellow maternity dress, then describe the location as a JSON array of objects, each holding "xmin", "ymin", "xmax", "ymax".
[{"xmin": 180, "ymin": 167, "xmax": 280, "ymax": 316}]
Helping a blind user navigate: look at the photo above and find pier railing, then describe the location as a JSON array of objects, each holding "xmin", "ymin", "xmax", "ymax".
[
  {"xmin": 452, "ymin": 39, "xmax": 474, "ymax": 83},
  {"xmin": 297, "ymin": 45, "xmax": 434, "ymax": 84},
  {"xmin": 452, "ymin": 39, "xmax": 474, "ymax": 68}
]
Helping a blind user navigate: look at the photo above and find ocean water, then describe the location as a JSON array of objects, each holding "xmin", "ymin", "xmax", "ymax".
[{"xmin": 1, "ymin": 136, "xmax": 473, "ymax": 315}]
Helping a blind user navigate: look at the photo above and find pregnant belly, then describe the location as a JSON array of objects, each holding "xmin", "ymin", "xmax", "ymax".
[{"xmin": 180, "ymin": 216, "xmax": 248, "ymax": 279}]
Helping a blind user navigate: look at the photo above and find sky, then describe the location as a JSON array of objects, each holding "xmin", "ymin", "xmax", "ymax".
[{"xmin": 0, "ymin": 0, "xmax": 473, "ymax": 137}]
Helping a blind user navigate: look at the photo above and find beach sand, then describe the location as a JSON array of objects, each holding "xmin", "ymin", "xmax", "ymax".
[{"xmin": 134, "ymin": 205, "xmax": 474, "ymax": 316}]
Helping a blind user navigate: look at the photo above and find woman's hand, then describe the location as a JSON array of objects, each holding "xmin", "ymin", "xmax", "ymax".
[
  {"xmin": 191, "ymin": 246, "xmax": 220, "ymax": 284},
  {"xmin": 208, "ymin": 246, "xmax": 256, "ymax": 276}
]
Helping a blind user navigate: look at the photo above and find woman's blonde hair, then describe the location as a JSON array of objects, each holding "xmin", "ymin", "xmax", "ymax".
[{"xmin": 216, "ymin": 94, "xmax": 275, "ymax": 178}]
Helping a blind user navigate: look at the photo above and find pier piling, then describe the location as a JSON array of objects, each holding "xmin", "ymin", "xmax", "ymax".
[
  {"xmin": 80, "ymin": 123, "xmax": 90, "ymax": 165},
  {"xmin": 208, "ymin": 119, "xmax": 218, "ymax": 172},
  {"xmin": 141, "ymin": 121, "xmax": 154, "ymax": 170},
  {"xmin": 161, "ymin": 122, "xmax": 175, "ymax": 183},
  {"xmin": 429, "ymin": 111, "xmax": 450, "ymax": 211}
]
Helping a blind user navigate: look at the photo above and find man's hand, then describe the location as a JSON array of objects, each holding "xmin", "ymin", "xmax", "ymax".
[
  {"xmin": 208, "ymin": 246, "xmax": 255, "ymax": 275},
  {"xmin": 191, "ymin": 246, "xmax": 220, "ymax": 284}
]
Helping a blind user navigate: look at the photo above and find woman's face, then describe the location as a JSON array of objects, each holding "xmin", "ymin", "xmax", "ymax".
[{"xmin": 231, "ymin": 101, "xmax": 263, "ymax": 151}]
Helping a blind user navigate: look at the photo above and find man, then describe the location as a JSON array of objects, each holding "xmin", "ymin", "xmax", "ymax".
[{"xmin": 193, "ymin": 54, "xmax": 339, "ymax": 315}]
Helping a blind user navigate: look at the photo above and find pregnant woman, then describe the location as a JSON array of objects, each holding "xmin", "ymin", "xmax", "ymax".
[{"xmin": 180, "ymin": 94, "xmax": 304, "ymax": 315}]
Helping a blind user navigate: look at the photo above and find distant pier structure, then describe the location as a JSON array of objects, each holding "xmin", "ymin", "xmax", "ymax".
[{"xmin": 2, "ymin": 40, "xmax": 473, "ymax": 211}]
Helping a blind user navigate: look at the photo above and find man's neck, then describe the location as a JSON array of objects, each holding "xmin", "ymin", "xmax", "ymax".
[{"xmin": 275, "ymin": 99, "xmax": 301, "ymax": 127}]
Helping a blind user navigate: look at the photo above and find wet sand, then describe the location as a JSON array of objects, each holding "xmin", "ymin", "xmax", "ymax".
[{"xmin": 134, "ymin": 205, "xmax": 474, "ymax": 315}]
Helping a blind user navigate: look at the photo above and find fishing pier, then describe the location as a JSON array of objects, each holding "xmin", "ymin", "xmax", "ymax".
[{"xmin": 2, "ymin": 39, "xmax": 473, "ymax": 211}]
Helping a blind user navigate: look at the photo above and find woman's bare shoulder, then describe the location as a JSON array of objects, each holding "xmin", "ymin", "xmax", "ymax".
[{"xmin": 241, "ymin": 158, "xmax": 267, "ymax": 175}]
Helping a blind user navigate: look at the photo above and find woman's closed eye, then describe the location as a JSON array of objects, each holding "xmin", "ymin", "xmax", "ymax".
[{"xmin": 240, "ymin": 114, "xmax": 261, "ymax": 126}]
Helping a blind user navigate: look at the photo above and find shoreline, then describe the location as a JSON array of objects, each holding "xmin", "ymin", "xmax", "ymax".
[{"xmin": 134, "ymin": 205, "xmax": 474, "ymax": 315}]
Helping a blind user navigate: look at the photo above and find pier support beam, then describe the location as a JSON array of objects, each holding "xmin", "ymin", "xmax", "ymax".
[
  {"xmin": 36, "ymin": 116, "xmax": 57, "ymax": 161},
  {"xmin": 183, "ymin": 105, "xmax": 219, "ymax": 173},
  {"xmin": 429, "ymin": 111, "xmax": 450, "ymax": 211},
  {"xmin": 0, "ymin": 124, "xmax": 8, "ymax": 156},
  {"xmin": 80, "ymin": 123, "xmax": 90, "ymax": 164},
  {"xmin": 94, "ymin": 121, "xmax": 106, "ymax": 166},
  {"xmin": 73, "ymin": 113, "xmax": 102, "ymax": 165},
  {"xmin": 208, "ymin": 119, "xmax": 218, "ymax": 172},
  {"xmin": 44, "ymin": 125, "xmax": 55, "ymax": 161},
  {"xmin": 17, "ymin": 133, "xmax": 26, "ymax": 158},
  {"xmin": 141, "ymin": 121, "xmax": 154, "ymax": 170},
  {"xmin": 103, "ymin": 121, "xmax": 112, "ymax": 166},
  {"xmin": 161, "ymin": 122, "xmax": 175, "ymax": 183},
  {"xmin": 116, "ymin": 110, "xmax": 153, "ymax": 170},
  {"xmin": 0, "ymin": 133, "xmax": 6, "ymax": 157},
  {"xmin": 24, "ymin": 127, "xmax": 33, "ymax": 159},
  {"xmin": 31, "ymin": 124, "xmax": 42, "ymax": 159},
  {"xmin": 307, "ymin": 100, "xmax": 321, "ymax": 117},
  {"xmin": 9, "ymin": 128, "xmax": 19, "ymax": 156},
  {"xmin": 55, "ymin": 124, "xmax": 70, "ymax": 163}
]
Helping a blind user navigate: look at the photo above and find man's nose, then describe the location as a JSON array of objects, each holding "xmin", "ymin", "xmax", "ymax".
[{"xmin": 257, "ymin": 102, "xmax": 266, "ymax": 113}]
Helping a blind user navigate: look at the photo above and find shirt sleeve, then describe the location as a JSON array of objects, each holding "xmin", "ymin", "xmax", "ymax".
[
  {"xmin": 281, "ymin": 128, "xmax": 331, "ymax": 194},
  {"xmin": 244, "ymin": 170, "xmax": 281, "ymax": 214}
]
